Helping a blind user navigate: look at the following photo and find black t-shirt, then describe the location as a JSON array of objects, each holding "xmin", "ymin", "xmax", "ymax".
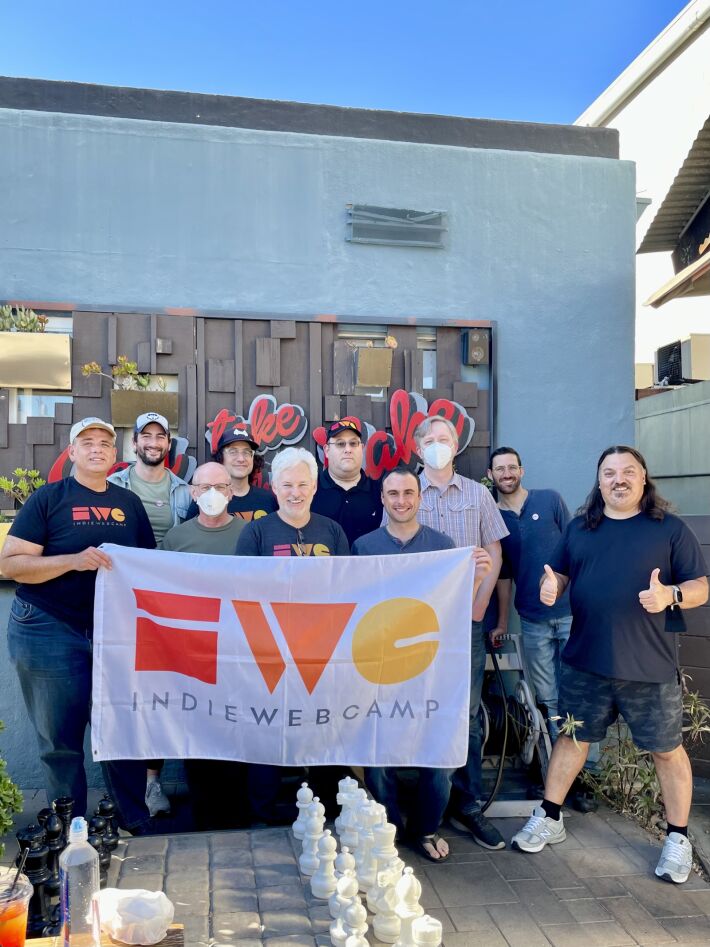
[
  {"xmin": 236, "ymin": 511, "xmax": 349, "ymax": 557},
  {"xmin": 9, "ymin": 478, "xmax": 156, "ymax": 631},
  {"xmin": 549, "ymin": 512, "xmax": 707, "ymax": 683},
  {"xmin": 185, "ymin": 486, "xmax": 278, "ymax": 523},
  {"xmin": 310, "ymin": 468, "xmax": 383, "ymax": 546}
]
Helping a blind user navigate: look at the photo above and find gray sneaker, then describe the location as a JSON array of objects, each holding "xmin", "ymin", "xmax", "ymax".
[
  {"xmin": 145, "ymin": 780, "xmax": 171, "ymax": 817},
  {"xmin": 511, "ymin": 806, "xmax": 566, "ymax": 853},
  {"xmin": 655, "ymin": 832, "xmax": 692, "ymax": 884}
]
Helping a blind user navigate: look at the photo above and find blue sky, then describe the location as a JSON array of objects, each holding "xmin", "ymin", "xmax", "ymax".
[{"xmin": 2, "ymin": 1, "xmax": 690, "ymax": 124}]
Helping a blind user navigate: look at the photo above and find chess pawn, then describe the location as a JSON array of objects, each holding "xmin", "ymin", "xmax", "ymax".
[
  {"xmin": 372, "ymin": 869, "xmax": 401, "ymax": 944},
  {"xmin": 97, "ymin": 795, "xmax": 120, "ymax": 851},
  {"xmin": 310, "ymin": 829, "xmax": 338, "ymax": 899},
  {"xmin": 43, "ymin": 811, "xmax": 64, "ymax": 898},
  {"xmin": 88, "ymin": 831, "xmax": 109, "ymax": 888},
  {"xmin": 345, "ymin": 933, "xmax": 368, "ymax": 947},
  {"xmin": 53, "ymin": 796, "xmax": 75, "ymax": 841},
  {"xmin": 412, "ymin": 914, "xmax": 443, "ymax": 947},
  {"xmin": 334, "ymin": 775, "xmax": 359, "ymax": 835},
  {"xmin": 339, "ymin": 788, "xmax": 366, "ymax": 849},
  {"xmin": 342, "ymin": 899, "xmax": 368, "ymax": 944},
  {"xmin": 394, "ymin": 868, "xmax": 424, "ymax": 947},
  {"xmin": 329, "ymin": 868, "xmax": 358, "ymax": 922},
  {"xmin": 293, "ymin": 782, "xmax": 314, "ymax": 840},
  {"xmin": 334, "ymin": 844, "xmax": 356, "ymax": 880},
  {"xmin": 329, "ymin": 878, "xmax": 360, "ymax": 946},
  {"xmin": 299, "ymin": 810, "xmax": 323, "ymax": 876}
]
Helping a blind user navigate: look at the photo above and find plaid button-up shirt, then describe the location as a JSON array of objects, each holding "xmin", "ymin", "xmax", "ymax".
[{"xmin": 417, "ymin": 472, "xmax": 509, "ymax": 549}]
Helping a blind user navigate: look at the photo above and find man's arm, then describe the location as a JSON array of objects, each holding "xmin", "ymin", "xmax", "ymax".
[
  {"xmin": 639, "ymin": 570, "xmax": 709, "ymax": 613},
  {"xmin": 490, "ymin": 578, "xmax": 512, "ymax": 645},
  {"xmin": 472, "ymin": 539, "xmax": 501, "ymax": 622},
  {"xmin": 0, "ymin": 535, "xmax": 112, "ymax": 583}
]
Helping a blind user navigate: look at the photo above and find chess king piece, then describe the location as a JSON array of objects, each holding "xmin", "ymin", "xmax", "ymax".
[
  {"xmin": 334, "ymin": 775, "xmax": 359, "ymax": 835},
  {"xmin": 311, "ymin": 829, "xmax": 338, "ymax": 899},
  {"xmin": 412, "ymin": 914, "xmax": 443, "ymax": 947},
  {"xmin": 372, "ymin": 867, "xmax": 402, "ymax": 944},
  {"xmin": 16, "ymin": 823, "xmax": 52, "ymax": 936},
  {"xmin": 394, "ymin": 867, "xmax": 424, "ymax": 947},
  {"xmin": 299, "ymin": 800, "xmax": 326, "ymax": 876},
  {"xmin": 329, "ymin": 869, "xmax": 359, "ymax": 931},
  {"xmin": 293, "ymin": 782, "xmax": 314, "ymax": 840}
]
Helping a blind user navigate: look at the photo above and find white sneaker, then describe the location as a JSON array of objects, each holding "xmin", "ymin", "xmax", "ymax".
[
  {"xmin": 511, "ymin": 806, "xmax": 566, "ymax": 853},
  {"xmin": 145, "ymin": 780, "xmax": 171, "ymax": 817},
  {"xmin": 655, "ymin": 832, "xmax": 692, "ymax": 884}
]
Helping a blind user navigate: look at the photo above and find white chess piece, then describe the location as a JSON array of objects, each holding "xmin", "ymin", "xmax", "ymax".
[
  {"xmin": 329, "ymin": 874, "xmax": 360, "ymax": 946},
  {"xmin": 334, "ymin": 775, "xmax": 360, "ymax": 835},
  {"xmin": 342, "ymin": 900, "xmax": 368, "ymax": 944},
  {"xmin": 393, "ymin": 867, "xmax": 424, "ymax": 947},
  {"xmin": 372, "ymin": 867, "xmax": 402, "ymax": 944},
  {"xmin": 340, "ymin": 788, "xmax": 366, "ymax": 849},
  {"xmin": 334, "ymin": 845, "xmax": 356, "ymax": 880},
  {"xmin": 299, "ymin": 804, "xmax": 325, "ymax": 876},
  {"xmin": 311, "ymin": 829, "xmax": 338, "ymax": 899},
  {"xmin": 412, "ymin": 914, "xmax": 443, "ymax": 947},
  {"xmin": 367, "ymin": 821, "xmax": 399, "ymax": 909},
  {"xmin": 355, "ymin": 801, "xmax": 379, "ymax": 892},
  {"xmin": 293, "ymin": 781, "xmax": 313, "ymax": 840}
]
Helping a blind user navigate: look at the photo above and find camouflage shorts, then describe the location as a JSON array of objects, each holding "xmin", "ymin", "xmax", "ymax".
[{"xmin": 558, "ymin": 661, "xmax": 682, "ymax": 752}]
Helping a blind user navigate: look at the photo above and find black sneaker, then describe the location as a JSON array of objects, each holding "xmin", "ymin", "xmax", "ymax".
[{"xmin": 449, "ymin": 810, "xmax": 505, "ymax": 850}]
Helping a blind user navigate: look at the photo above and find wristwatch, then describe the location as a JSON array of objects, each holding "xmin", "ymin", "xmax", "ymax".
[{"xmin": 671, "ymin": 585, "xmax": 683, "ymax": 608}]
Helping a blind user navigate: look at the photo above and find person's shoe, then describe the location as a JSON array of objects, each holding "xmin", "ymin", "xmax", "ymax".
[
  {"xmin": 449, "ymin": 811, "xmax": 505, "ymax": 850},
  {"xmin": 655, "ymin": 832, "xmax": 693, "ymax": 884},
  {"xmin": 145, "ymin": 780, "xmax": 171, "ymax": 817},
  {"xmin": 511, "ymin": 807, "xmax": 566, "ymax": 853}
]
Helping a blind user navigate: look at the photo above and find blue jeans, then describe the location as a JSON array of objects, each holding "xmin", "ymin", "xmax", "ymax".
[
  {"xmin": 365, "ymin": 768, "xmax": 453, "ymax": 837},
  {"xmin": 451, "ymin": 621, "xmax": 486, "ymax": 816},
  {"xmin": 520, "ymin": 615, "xmax": 572, "ymax": 738},
  {"xmin": 7, "ymin": 597, "xmax": 93, "ymax": 816}
]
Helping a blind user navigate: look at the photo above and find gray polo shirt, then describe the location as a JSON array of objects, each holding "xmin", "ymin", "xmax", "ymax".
[{"xmin": 352, "ymin": 523, "xmax": 455, "ymax": 556}]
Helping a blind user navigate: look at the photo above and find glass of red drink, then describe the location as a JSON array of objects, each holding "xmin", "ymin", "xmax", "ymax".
[{"xmin": 0, "ymin": 866, "xmax": 33, "ymax": 947}]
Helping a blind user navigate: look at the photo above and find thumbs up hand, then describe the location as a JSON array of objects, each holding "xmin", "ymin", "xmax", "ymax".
[
  {"xmin": 638, "ymin": 568, "xmax": 673, "ymax": 613},
  {"xmin": 540, "ymin": 564, "xmax": 559, "ymax": 607}
]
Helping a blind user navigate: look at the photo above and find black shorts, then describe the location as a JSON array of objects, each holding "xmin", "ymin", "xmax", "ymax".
[{"xmin": 558, "ymin": 662, "xmax": 683, "ymax": 753}]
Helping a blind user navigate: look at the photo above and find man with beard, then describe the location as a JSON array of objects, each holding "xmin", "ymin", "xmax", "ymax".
[
  {"xmin": 109, "ymin": 412, "xmax": 191, "ymax": 547},
  {"xmin": 109, "ymin": 411, "xmax": 190, "ymax": 817},
  {"xmin": 512, "ymin": 446, "xmax": 708, "ymax": 885},
  {"xmin": 311, "ymin": 418, "xmax": 383, "ymax": 545}
]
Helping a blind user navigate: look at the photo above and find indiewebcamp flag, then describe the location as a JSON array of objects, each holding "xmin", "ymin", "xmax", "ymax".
[{"xmin": 91, "ymin": 544, "xmax": 474, "ymax": 767}]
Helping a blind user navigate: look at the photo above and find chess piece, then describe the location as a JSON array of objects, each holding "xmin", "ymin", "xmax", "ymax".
[
  {"xmin": 311, "ymin": 829, "xmax": 338, "ymax": 899},
  {"xmin": 36, "ymin": 807, "xmax": 54, "ymax": 828},
  {"xmin": 53, "ymin": 796, "xmax": 75, "ymax": 841},
  {"xmin": 329, "ymin": 868, "xmax": 359, "ymax": 925},
  {"xmin": 367, "ymin": 822, "xmax": 400, "ymax": 910},
  {"xmin": 87, "ymin": 831, "xmax": 110, "ymax": 888},
  {"xmin": 299, "ymin": 800, "xmax": 325, "ymax": 876},
  {"xmin": 293, "ymin": 782, "xmax": 314, "ymax": 840},
  {"xmin": 354, "ymin": 801, "xmax": 379, "ymax": 892},
  {"xmin": 393, "ymin": 868, "xmax": 424, "ymax": 947},
  {"xmin": 334, "ymin": 844, "xmax": 356, "ymax": 880},
  {"xmin": 372, "ymin": 867, "xmax": 401, "ymax": 944},
  {"xmin": 342, "ymin": 899, "xmax": 368, "ymax": 945},
  {"xmin": 334, "ymin": 775, "xmax": 359, "ymax": 835},
  {"xmin": 43, "ymin": 811, "xmax": 64, "ymax": 898},
  {"xmin": 97, "ymin": 795, "xmax": 120, "ymax": 851},
  {"xmin": 339, "ymin": 787, "xmax": 366, "ymax": 849},
  {"xmin": 16, "ymin": 824, "xmax": 52, "ymax": 936},
  {"xmin": 412, "ymin": 914, "xmax": 443, "ymax": 947}
]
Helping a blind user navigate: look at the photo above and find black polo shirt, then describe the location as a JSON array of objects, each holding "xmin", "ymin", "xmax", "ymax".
[{"xmin": 311, "ymin": 468, "xmax": 383, "ymax": 546}]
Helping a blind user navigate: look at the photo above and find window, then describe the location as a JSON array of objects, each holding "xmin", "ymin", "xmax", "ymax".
[{"xmin": 346, "ymin": 205, "xmax": 447, "ymax": 248}]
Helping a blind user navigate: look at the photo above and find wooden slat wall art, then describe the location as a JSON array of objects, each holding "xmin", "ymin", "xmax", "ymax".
[{"xmin": 0, "ymin": 310, "xmax": 493, "ymax": 483}]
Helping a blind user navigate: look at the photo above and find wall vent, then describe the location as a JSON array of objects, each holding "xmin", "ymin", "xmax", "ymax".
[{"xmin": 346, "ymin": 205, "xmax": 447, "ymax": 248}]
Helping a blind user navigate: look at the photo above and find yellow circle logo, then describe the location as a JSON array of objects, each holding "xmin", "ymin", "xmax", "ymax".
[{"xmin": 351, "ymin": 597, "xmax": 439, "ymax": 684}]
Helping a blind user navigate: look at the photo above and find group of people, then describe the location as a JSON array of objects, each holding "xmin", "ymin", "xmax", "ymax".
[{"xmin": 1, "ymin": 407, "xmax": 707, "ymax": 884}]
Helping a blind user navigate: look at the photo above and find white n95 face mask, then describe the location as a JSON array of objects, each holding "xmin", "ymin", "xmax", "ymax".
[
  {"xmin": 196, "ymin": 488, "xmax": 229, "ymax": 517},
  {"xmin": 422, "ymin": 442, "xmax": 453, "ymax": 470}
]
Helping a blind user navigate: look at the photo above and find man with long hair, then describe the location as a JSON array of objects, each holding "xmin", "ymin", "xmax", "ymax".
[{"xmin": 512, "ymin": 446, "xmax": 708, "ymax": 884}]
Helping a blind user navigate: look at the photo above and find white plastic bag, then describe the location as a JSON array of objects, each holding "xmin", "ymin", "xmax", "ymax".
[{"xmin": 98, "ymin": 888, "xmax": 175, "ymax": 945}]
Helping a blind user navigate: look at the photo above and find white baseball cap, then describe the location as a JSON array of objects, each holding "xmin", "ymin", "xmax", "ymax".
[
  {"xmin": 69, "ymin": 417, "xmax": 116, "ymax": 443},
  {"xmin": 134, "ymin": 412, "xmax": 170, "ymax": 435}
]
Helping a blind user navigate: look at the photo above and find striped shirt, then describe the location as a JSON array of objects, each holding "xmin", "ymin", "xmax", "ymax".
[{"xmin": 416, "ymin": 472, "xmax": 509, "ymax": 549}]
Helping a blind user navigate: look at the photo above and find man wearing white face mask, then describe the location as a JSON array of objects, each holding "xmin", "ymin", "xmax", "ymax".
[
  {"xmin": 413, "ymin": 416, "xmax": 509, "ymax": 850},
  {"xmin": 162, "ymin": 463, "xmax": 244, "ymax": 553}
]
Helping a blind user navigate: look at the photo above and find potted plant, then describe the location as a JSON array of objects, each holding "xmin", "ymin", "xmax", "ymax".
[
  {"xmin": 0, "ymin": 469, "xmax": 46, "ymax": 566},
  {"xmin": 0, "ymin": 721, "xmax": 23, "ymax": 858},
  {"xmin": 0, "ymin": 305, "xmax": 71, "ymax": 390},
  {"xmin": 82, "ymin": 357, "xmax": 178, "ymax": 428}
]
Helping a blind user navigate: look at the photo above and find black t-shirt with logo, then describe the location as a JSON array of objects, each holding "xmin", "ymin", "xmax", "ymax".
[
  {"xmin": 185, "ymin": 486, "xmax": 278, "ymax": 523},
  {"xmin": 9, "ymin": 478, "xmax": 156, "ymax": 631},
  {"xmin": 236, "ymin": 511, "xmax": 349, "ymax": 557}
]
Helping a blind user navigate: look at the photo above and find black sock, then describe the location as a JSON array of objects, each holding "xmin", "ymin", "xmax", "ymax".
[
  {"xmin": 666, "ymin": 822, "xmax": 688, "ymax": 838},
  {"xmin": 541, "ymin": 799, "xmax": 561, "ymax": 821}
]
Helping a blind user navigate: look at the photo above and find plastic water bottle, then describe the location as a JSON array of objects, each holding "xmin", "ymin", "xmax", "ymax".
[{"xmin": 59, "ymin": 816, "xmax": 101, "ymax": 946}]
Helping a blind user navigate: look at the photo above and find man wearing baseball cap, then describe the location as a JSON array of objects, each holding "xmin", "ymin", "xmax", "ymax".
[
  {"xmin": 185, "ymin": 424, "xmax": 277, "ymax": 522},
  {"xmin": 0, "ymin": 418, "xmax": 155, "ymax": 819},
  {"xmin": 108, "ymin": 412, "xmax": 191, "ymax": 548},
  {"xmin": 311, "ymin": 417, "xmax": 383, "ymax": 545}
]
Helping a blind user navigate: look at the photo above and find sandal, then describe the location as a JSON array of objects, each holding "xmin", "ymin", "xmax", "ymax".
[{"xmin": 411, "ymin": 832, "xmax": 450, "ymax": 863}]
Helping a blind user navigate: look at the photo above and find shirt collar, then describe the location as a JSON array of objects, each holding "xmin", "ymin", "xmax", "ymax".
[
  {"xmin": 420, "ymin": 471, "xmax": 463, "ymax": 492},
  {"xmin": 321, "ymin": 468, "xmax": 368, "ymax": 492}
]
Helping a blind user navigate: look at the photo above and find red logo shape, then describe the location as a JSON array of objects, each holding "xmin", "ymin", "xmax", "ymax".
[{"xmin": 272, "ymin": 603, "xmax": 356, "ymax": 694}]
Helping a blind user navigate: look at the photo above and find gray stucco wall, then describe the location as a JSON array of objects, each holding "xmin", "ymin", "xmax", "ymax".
[{"xmin": 0, "ymin": 105, "xmax": 636, "ymax": 787}]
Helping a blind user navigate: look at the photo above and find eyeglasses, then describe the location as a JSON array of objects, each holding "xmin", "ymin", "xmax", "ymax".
[
  {"xmin": 193, "ymin": 483, "xmax": 231, "ymax": 495},
  {"xmin": 492, "ymin": 465, "xmax": 521, "ymax": 475},
  {"xmin": 224, "ymin": 447, "xmax": 254, "ymax": 459}
]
